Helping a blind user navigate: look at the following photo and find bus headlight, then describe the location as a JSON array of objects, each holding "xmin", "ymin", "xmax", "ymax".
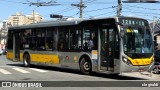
[
  {"xmin": 123, "ymin": 58, "xmax": 127, "ymax": 62},
  {"xmin": 122, "ymin": 57, "xmax": 131, "ymax": 65}
]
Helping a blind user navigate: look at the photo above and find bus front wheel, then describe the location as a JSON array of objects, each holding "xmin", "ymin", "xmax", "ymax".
[
  {"xmin": 23, "ymin": 54, "xmax": 30, "ymax": 67},
  {"xmin": 80, "ymin": 58, "xmax": 92, "ymax": 75}
]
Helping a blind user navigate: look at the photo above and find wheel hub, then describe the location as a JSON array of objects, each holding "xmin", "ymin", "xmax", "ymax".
[{"xmin": 84, "ymin": 62, "xmax": 90, "ymax": 70}]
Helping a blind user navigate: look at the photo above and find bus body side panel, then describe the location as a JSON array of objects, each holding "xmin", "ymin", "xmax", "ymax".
[
  {"xmin": 21, "ymin": 50, "xmax": 96, "ymax": 71},
  {"xmin": 22, "ymin": 50, "xmax": 60, "ymax": 66},
  {"xmin": 6, "ymin": 49, "xmax": 97, "ymax": 72},
  {"xmin": 6, "ymin": 50, "xmax": 22, "ymax": 61},
  {"xmin": 55, "ymin": 51, "xmax": 98, "ymax": 72},
  {"xmin": 6, "ymin": 50, "xmax": 13, "ymax": 60}
]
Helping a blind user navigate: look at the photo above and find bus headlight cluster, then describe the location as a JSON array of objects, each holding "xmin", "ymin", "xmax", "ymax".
[{"xmin": 122, "ymin": 57, "xmax": 131, "ymax": 65}]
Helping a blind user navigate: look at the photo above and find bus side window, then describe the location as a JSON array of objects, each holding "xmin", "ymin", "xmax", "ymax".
[
  {"xmin": 52, "ymin": 31, "xmax": 58, "ymax": 50},
  {"xmin": 58, "ymin": 42, "xmax": 64, "ymax": 50},
  {"xmin": 58, "ymin": 28, "xmax": 69, "ymax": 51},
  {"xmin": 35, "ymin": 29, "xmax": 46, "ymax": 51},
  {"xmin": 46, "ymin": 29, "xmax": 57, "ymax": 51},
  {"xmin": 70, "ymin": 28, "xmax": 82, "ymax": 50},
  {"xmin": 83, "ymin": 41, "xmax": 89, "ymax": 50},
  {"xmin": 83, "ymin": 27, "xmax": 97, "ymax": 50},
  {"xmin": 115, "ymin": 31, "xmax": 120, "ymax": 59}
]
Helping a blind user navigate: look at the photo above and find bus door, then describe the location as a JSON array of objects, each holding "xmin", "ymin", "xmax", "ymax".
[
  {"xmin": 13, "ymin": 31, "xmax": 20, "ymax": 61},
  {"xmin": 100, "ymin": 27, "xmax": 116, "ymax": 71}
]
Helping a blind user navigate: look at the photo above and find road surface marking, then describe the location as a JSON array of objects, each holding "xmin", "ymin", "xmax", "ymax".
[
  {"xmin": 0, "ymin": 68, "xmax": 12, "ymax": 74},
  {"xmin": 12, "ymin": 68, "xmax": 30, "ymax": 73},
  {"xmin": 29, "ymin": 68, "xmax": 48, "ymax": 73},
  {"xmin": 0, "ymin": 66, "xmax": 17, "ymax": 68}
]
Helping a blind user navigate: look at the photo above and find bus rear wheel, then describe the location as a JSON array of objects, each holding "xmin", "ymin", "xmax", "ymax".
[
  {"xmin": 80, "ymin": 58, "xmax": 92, "ymax": 75},
  {"xmin": 23, "ymin": 54, "xmax": 30, "ymax": 67}
]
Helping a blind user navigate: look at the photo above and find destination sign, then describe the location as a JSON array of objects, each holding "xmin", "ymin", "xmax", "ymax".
[{"xmin": 119, "ymin": 18, "xmax": 147, "ymax": 26}]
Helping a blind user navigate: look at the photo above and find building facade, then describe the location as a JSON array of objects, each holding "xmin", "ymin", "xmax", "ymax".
[
  {"xmin": 151, "ymin": 20, "xmax": 160, "ymax": 50},
  {"xmin": 8, "ymin": 12, "xmax": 43, "ymax": 26},
  {"xmin": 0, "ymin": 12, "xmax": 43, "ymax": 45},
  {"xmin": 0, "ymin": 20, "xmax": 8, "ymax": 45}
]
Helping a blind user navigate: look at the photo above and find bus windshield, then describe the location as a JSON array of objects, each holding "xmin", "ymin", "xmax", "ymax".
[{"xmin": 122, "ymin": 27, "xmax": 153, "ymax": 53}]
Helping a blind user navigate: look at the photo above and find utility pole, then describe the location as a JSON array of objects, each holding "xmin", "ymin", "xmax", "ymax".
[
  {"xmin": 153, "ymin": 16, "xmax": 156, "ymax": 32},
  {"xmin": 71, "ymin": 0, "xmax": 86, "ymax": 18},
  {"xmin": 117, "ymin": 0, "xmax": 122, "ymax": 17},
  {"xmin": 79, "ymin": 0, "xmax": 83, "ymax": 18},
  {"xmin": 33, "ymin": 10, "xmax": 35, "ymax": 23}
]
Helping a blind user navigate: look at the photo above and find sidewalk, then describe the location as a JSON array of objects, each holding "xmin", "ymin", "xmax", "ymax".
[{"xmin": 121, "ymin": 72, "xmax": 160, "ymax": 80}]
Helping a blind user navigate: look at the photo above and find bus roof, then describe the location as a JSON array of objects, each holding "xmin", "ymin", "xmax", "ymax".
[
  {"xmin": 8, "ymin": 16, "xmax": 147, "ymax": 30},
  {"xmin": 8, "ymin": 19, "xmax": 83, "ymax": 30}
]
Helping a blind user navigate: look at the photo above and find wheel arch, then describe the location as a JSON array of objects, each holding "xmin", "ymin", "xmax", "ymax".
[
  {"xmin": 23, "ymin": 51, "xmax": 30, "ymax": 59},
  {"xmin": 23, "ymin": 51, "xmax": 31, "ymax": 67},
  {"xmin": 79, "ymin": 54, "xmax": 92, "ymax": 71}
]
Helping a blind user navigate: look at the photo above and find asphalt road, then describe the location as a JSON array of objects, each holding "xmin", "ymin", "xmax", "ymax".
[{"xmin": 0, "ymin": 55, "xmax": 159, "ymax": 90}]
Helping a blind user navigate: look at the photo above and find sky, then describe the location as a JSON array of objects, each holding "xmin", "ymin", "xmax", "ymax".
[{"xmin": 0, "ymin": 0, "xmax": 160, "ymax": 22}]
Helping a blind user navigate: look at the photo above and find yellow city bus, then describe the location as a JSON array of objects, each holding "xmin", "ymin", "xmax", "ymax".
[{"xmin": 6, "ymin": 16, "xmax": 154, "ymax": 74}]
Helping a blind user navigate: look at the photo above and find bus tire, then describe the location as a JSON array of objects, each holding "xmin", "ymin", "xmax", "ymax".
[
  {"xmin": 23, "ymin": 54, "xmax": 30, "ymax": 67},
  {"xmin": 80, "ymin": 57, "xmax": 92, "ymax": 75}
]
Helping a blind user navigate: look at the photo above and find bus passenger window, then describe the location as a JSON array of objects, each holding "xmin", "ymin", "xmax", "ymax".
[
  {"xmin": 52, "ymin": 32, "xmax": 58, "ymax": 50},
  {"xmin": 83, "ymin": 27, "xmax": 97, "ymax": 50},
  {"xmin": 88, "ymin": 38, "xmax": 93, "ymax": 49},
  {"xmin": 45, "ymin": 28, "xmax": 57, "ymax": 51},
  {"xmin": 83, "ymin": 41, "xmax": 89, "ymax": 50},
  {"xmin": 70, "ymin": 28, "xmax": 82, "ymax": 50},
  {"xmin": 58, "ymin": 28, "xmax": 69, "ymax": 51},
  {"xmin": 88, "ymin": 33, "xmax": 96, "ymax": 50},
  {"xmin": 59, "ymin": 43, "xmax": 64, "ymax": 50}
]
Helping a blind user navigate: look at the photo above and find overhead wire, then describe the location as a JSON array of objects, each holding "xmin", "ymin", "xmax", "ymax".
[
  {"xmin": 84, "ymin": 0, "xmax": 96, "ymax": 4},
  {"xmin": 123, "ymin": 10, "xmax": 160, "ymax": 16},
  {"xmin": 0, "ymin": 0, "xmax": 24, "ymax": 4},
  {"xmin": 42, "ymin": 6, "xmax": 78, "ymax": 19},
  {"xmin": 84, "ymin": 0, "xmax": 117, "ymax": 4},
  {"xmin": 82, "ymin": 0, "xmax": 117, "ymax": 18},
  {"xmin": 3, "ymin": 0, "xmax": 160, "ymax": 21},
  {"xmin": 41, "ymin": 0, "xmax": 84, "ymax": 18},
  {"xmin": 14, "ymin": 0, "xmax": 76, "ymax": 19},
  {"xmin": 122, "ymin": 6, "xmax": 160, "ymax": 16},
  {"xmin": 84, "ymin": 11, "xmax": 116, "ymax": 19},
  {"xmin": 124, "ymin": 5, "xmax": 160, "ymax": 11},
  {"xmin": 50, "ymin": 0, "xmax": 96, "ymax": 18},
  {"xmin": 2, "ymin": 0, "xmax": 118, "ymax": 19},
  {"xmin": 84, "ymin": 6, "xmax": 116, "ymax": 13},
  {"xmin": 70, "ymin": 12, "xmax": 80, "ymax": 17},
  {"xmin": 19, "ymin": 6, "xmax": 37, "ymax": 15},
  {"xmin": 122, "ymin": 4, "xmax": 160, "ymax": 19}
]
